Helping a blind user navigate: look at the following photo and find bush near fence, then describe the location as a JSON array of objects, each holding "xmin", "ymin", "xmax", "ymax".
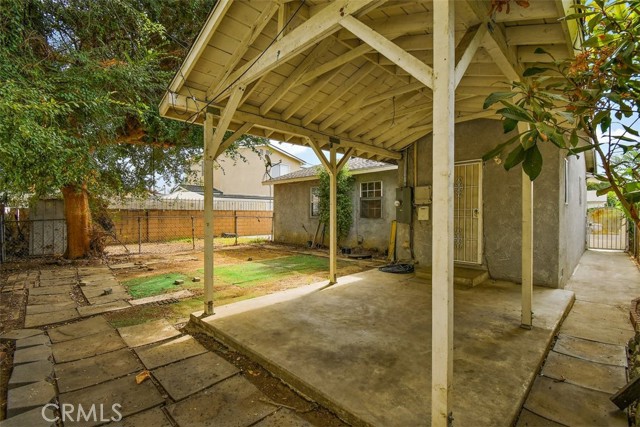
[{"xmin": 108, "ymin": 209, "xmax": 272, "ymax": 244}]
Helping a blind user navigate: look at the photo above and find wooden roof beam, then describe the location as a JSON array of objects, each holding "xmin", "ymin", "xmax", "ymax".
[
  {"xmin": 214, "ymin": 0, "xmax": 385, "ymax": 101},
  {"xmin": 207, "ymin": 2, "xmax": 279, "ymax": 99},
  {"xmin": 215, "ymin": 122, "xmax": 254, "ymax": 158},
  {"xmin": 454, "ymin": 24, "xmax": 488, "ymax": 88},
  {"xmin": 340, "ymin": 15, "xmax": 434, "ymax": 89},
  {"xmin": 337, "ymin": 12, "xmax": 433, "ymax": 41},
  {"xmin": 482, "ymin": 23, "xmax": 523, "ymax": 82},
  {"xmin": 281, "ymin": 66, "xmax": 344, "ymax": 120}
]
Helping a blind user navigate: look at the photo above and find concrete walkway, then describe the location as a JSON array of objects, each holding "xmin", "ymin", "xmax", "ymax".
[{"xmin": 518, "ymin": 250, "xmax": 638, "ymax": 426}]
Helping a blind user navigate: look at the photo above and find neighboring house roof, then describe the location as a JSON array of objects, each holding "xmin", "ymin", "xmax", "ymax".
[
  {"xmin": 265, "ymin": 143, "xmax": 306, "ymax": 165},
  {"xmin": 174, "ymin": 184, "xmax": 223, "ymax": 195},
  {"xmin": 263, "ymin": 158, "xmax": 397, "ymax": 185}
]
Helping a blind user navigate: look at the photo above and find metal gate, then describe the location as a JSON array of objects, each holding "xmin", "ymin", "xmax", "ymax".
[
  {"xmin": 453, "ymin": 161, "xmax": 483, "ymax": 264},
  {"xmin": 587, "ymin": 207, "xmax": 628, "ymax": 250}
]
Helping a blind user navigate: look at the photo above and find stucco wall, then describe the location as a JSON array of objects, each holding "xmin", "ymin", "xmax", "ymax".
[
  {"xmin": 396, "ymin": 119, "xmax": 585, "ymax": 287},
  {"xmin": 272, "ymin": 170, "xmax": 396, "ymax": 252}
]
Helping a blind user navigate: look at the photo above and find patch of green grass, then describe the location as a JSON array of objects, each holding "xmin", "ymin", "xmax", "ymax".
[
  {"xmin": 123, "ymin": 273, "xmax": 188, "ymax": 298},
  {"xmin": 201, "ymin": 254, "xmax": 329, "ymax": 288},
  {"xmin": 213, "ymin": 236, "xmax": 269, "ymax": 246}
]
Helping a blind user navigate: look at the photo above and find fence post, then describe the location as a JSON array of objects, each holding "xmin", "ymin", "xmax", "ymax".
[
  {"xmin": 234, "ymin": 210, "xmax": 238, "ymax": 246},
  {"xmin": 137, "ymin": 216, "xmax": 142, "ymax": 254},
  {"xmin": 191, "ymin": 216, "xmax": 196, "ymax": 250},
  {"xmin": 0, "ymin": 206, "xmax": 5, "ymax": 263}
]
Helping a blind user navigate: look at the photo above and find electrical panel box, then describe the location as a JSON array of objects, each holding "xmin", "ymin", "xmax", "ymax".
[
  {"xmin": 417, "ymin": 206, "xmax": 430, "ymax": 221},
  {"xmin": 414, "ymin": 185, "xmax": 432, "ymax": 205},
  {"xmin": 395, "ymin": 187, "xmax": 412, "ymax": 224}
]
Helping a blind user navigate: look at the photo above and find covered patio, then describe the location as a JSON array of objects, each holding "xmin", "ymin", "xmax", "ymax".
[
  {"xmin": 190, "ymin": 270, "xmax": 574, "ymax": 426},
  {"xmin": 159, "ymin": 1, "xmax": 580, "ymax": 424}
]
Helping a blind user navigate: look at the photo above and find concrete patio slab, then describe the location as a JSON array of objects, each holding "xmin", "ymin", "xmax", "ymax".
[
  {"xmin": 166, "ymin": 374, "xmax": 276, "ymax": 427},
  {"xmin": 516, "ymin": 409, "xmax": 566, "ymax": 427},
  {"xmin": 13, "ymin": 344, "xmax": 52, "ymax": 365},
  {"xmin": 566, "ymin": 300, "xmax": 633, "ymax": 331},
  {"xmin": 28, "ymin": 294, "xmax": 73, "ymax": 305},
  {"xmin": 0, "ymin": 406, "xmax": 55, "ymax": 427},
  {"xmin": 26, "ymin": 301, "xmax": 77, "ymax": 314},
  {"xmin": 8, "ymin": 360, "xmax": 54, "ymax": 389},
  {"xmin": 524, "ymin": 376, "xmax": 626, "ymax": 426},
  {"xmin": 152, "ymin": 352, "xmax": 239, "ymax": 401},
  {"xmin": 119, "ymin": 407, "xmax": 173, "ymax": 427},
  {"xmin": 134, "ymin": 335, "xmax": 207, "ymax": 369},
  {"xmin": 553, "ymin": 334, "xmax": 627, "ymax": 367},
  {"xmin": 29, "ymin": 285, "xmax": 74, "ymax": 296},
  {"xmin": 0, "ymin": 329, "xmax": 44, "ymax": 341},
  {"xmin": 48, "ymin": 316, "xmax": 113, "ymax": 342},
  {"xmin": 59, "ymin": 374, "xmax": 164, "ymax": 427},
  {"xmin": 118, "ymin": 319, "xmax": 181, "ymax": 348},
  {"xmin": 24, "ymin": 309, "xmax": 79, "ymax": 328},
  {"xmin": 76, "ymin": 300, "xmax": 131, "ymax": 317},
  {"xmin": 52, "ymin": 330, "xmax": 126, "ymax": 363},
  {"xmin": 15, "ymin": 334, "xmax": 51, "ymax": 349},
  {"xmin": 6, "ymin": 380, "xmax": 56, "ymax": 417},
  {"xmin": 541, "ymin": 351, "xmax": 626, "ymax": 394},
  {"xmin": 55, "ymin": 348, "xmax": 143, "ymax": 393},
  {"xmin": 194, "ymin": 269, "xmax": 574, "ymax": 427},
  {"xmin": 253, "ymin": 409, "xmax": 313, "ymax": 427}
]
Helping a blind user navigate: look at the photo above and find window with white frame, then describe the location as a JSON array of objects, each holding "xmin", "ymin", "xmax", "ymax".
[
  {"xmin": 310, "ymin": 187, "xmax": 320, "ymax": 218},
  {"xmin": 271, "ymin": 163, "xmax": 290, "ymax": 178},
  {"xmin": 360, "ymin": 181, "xmax": 383, "ymax": 219}
]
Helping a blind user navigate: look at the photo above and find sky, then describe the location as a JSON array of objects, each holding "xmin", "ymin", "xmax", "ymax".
[{"xmin": 269, "ymin": 140, "xmax": 320, "ymax": 166}]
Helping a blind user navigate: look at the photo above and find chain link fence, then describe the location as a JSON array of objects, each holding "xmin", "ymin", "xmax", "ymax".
[{"xmin": 105, "ymin": 210, "xmax": 273, "ymax": 255}]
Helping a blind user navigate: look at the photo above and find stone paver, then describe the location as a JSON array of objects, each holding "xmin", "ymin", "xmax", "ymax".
[
  {"xmin": 28, "ymin": 294, "xmax": 73, "ymax": 305},
  {"xmin": 253, "ymin": 409, "xmax": 313, "ymax": 427},
  {"xmin": 26, "ymin": 301, "xmax": 77, "ymax": 314},
  {"xmin": 0, "ymin": 406, "xmax": 56, "ymax": 427},
  {"xmin": 118, "ymin": 319, "xmax": 181, "ymax": 348},
  {"xmin": 85, "ymin": 292, "xmax": 130, "ymax": 305},
  {"xmin": 524, "ymin": 376, "xmax": 626, "ymax": 426},
  {"xmin": 558, "ymin": 318, "xmax": 631, "ymax": 346},
  {"xmin": 81, "ymin": 285, "xmax": 128, "ymax": 299},
  {"xmin": 29, "ymin": 286, "xmax": 74, "ymax": 296},
  {"xmin": 152, "ymin": 352, "xmax": 239, "ymax": 401},
  {"xmin": 134, "ymin": 335, "xmax": 207, "ymax": 369},
  {"xmin": 167, "ymin": 374, "xmax": 276, "ymax": 427},
  {"xmin": 129, "ymin": 289, "xmax": 193, "ymax": 306},
  {"xmin": 77, "ymin": 300, "xmax": 131, "ymax": 317},
  {"xmin": 48, "ymin": 316, "xmax": 113, "ymax": 343},
  {"xmin": 15, "ymin": 334, "xmax": 51, "ymax": 349},
  {"xmin": 118, "ymin": 407, "xmax": 173, "ymax": 427},
  {"xmin": 553, "ymin": 334, "xmax": 627, "ymax": 367},
  {"xmin": 59, "ymin": 375, "xmax": 164, "ymax": 427},
  {"xmin": 13, "ymin": 344, "xmax": 52, "ymax": 365},
  {"xmin": 8, "ymin": 360, "xmax": 54, "ymax": 389},
  {"xmin": 0, "ymin": 329, "xmax": 43, "ymax": 341},
  {"xmin": 516, "ymin": 409, "xmax": 566, "ymax": 427},
  {"xmin": 24, "ymin": 309, "xmax": 79, "ymax": 328},
  {"xmin": 541, "ymin": 351, "xmax": 626, "ymax": 394},
  {"xmin": 55, "ymin": 348, "xmax": 142, "ymax": 393},
  {"xmin": 52, "ymin": 330, "xmax": 126, "ymax": 363},
  {"xmin": 6, "ymin": 380, "xmax": 56, "ymax": 417}
]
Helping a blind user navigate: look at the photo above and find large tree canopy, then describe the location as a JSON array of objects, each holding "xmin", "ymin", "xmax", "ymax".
[
  {"xmin": 484, "ymin": 0, "xmax": 640, "ymax": 226},
  {"xmin": 0, "ymin": 0, "xmax": 266, "ymax": 257}
]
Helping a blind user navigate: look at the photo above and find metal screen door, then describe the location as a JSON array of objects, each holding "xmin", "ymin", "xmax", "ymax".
[
  {"xmin": 453, "ymin": 161, "xmax": 483, "ymax": 264},
  {"xmin": 587, "ymin": 207, "xmax": 628, "ymax": 250}
]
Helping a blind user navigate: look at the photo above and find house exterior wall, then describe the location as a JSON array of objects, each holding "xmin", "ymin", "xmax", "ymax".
[
  {"xmin": 272, "ymin": 169, "xmax": 397, "ymax": 253},
  {"xmin": 396, "ymin": 119, "xmax": 585, "ymax": 288},
  {"xmin": 190, "ymin": 147, "xmax": 303, "ymax": 197}
]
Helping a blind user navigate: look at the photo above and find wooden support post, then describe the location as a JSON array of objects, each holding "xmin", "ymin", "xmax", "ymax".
[
  {"xmin": 328, "ymin": 146, "xmax": 338, "ymax": 284},
  {"xmin": 203, "ymin": 86, "xmax": 245, "ymax": 315},
  {"xmin": 431, "ymin": 1, "xmax": 455, "ymax": 426},
  {"xmin": 521, "ymin": 125, "xmax": 534, "ymax": 328}
]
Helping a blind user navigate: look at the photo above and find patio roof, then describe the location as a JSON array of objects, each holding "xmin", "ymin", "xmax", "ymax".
[{"xmin": 159, "ymin": 0, "xmax": 579, "ymax": 162}]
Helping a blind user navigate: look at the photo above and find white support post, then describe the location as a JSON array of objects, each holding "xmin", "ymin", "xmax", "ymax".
[
  {"xmin": 521, "ymin": 143, "xmax": 534, "ymax": 328},
  {"xmin": 329, "ymin": 146, "xmax": 338, "ymax": 284},
  {"xmin": 202, "ymin": 86, "xmax": 245, "ymax": 315},
  {"xmin": 203, "ymin": 113, "xmax": 215, "ymax": 315},
  {"xmin": 431, "ymin": 0, "xmax": 455, "ymax": 426}
]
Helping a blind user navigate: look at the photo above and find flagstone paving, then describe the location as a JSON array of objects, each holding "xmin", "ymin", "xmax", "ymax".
[{"xmin": 517, "ymin": 251, "xmax": 636, "ymax": 426}]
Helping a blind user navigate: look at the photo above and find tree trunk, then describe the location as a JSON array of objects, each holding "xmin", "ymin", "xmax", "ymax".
[{"xmin": 61, "ymin": 184, "xmax": 92, "ymax": 259}]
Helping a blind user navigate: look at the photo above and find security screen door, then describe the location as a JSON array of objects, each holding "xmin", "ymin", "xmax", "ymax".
[{"xmin": 453, "ymin": 161, "xmax": 483, "ymax": 264}]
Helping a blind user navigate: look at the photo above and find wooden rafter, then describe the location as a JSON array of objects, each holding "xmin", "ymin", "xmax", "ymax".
[
  {"xmin": 215, "ymin": 122, "xmax": 253, "ymax": 158},
  {"xmin": 454, "ymin": 24, "xmax": 488, "ymax": 88},
  {"xmin": 337, "ymin": 12, "xmax": 432, "ymax": 41},
  {"xmin": 281, "ymin": 66, "xmax": 344, "ymax": 120}
]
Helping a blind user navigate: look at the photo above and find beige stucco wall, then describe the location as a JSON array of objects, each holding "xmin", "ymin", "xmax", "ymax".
[{"xmin": 190, "ymin": 147, "xmax": 303, "ymax": 197}]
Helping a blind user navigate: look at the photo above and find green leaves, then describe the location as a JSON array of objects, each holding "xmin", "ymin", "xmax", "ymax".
[{"xmin": 483, "ymin": 92, "xmax": 516, "ymax": 110}]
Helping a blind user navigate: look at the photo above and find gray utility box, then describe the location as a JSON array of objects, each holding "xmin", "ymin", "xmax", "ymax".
[{"xmin": 396, "ymin": 187, "xmax": 412, "ymax": 224}]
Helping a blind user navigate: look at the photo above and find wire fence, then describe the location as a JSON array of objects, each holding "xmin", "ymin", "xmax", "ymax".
[
  {"xmin": 105, "ymin": 210, "xmax": 273, "ymax": 255},
  {"xmin": 109, "ymin": 197, "xmax": 273, "ymax": 211},
  {"xmin": 631, "ymin": 223, "xmax": 640, "ymax": 264}
]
